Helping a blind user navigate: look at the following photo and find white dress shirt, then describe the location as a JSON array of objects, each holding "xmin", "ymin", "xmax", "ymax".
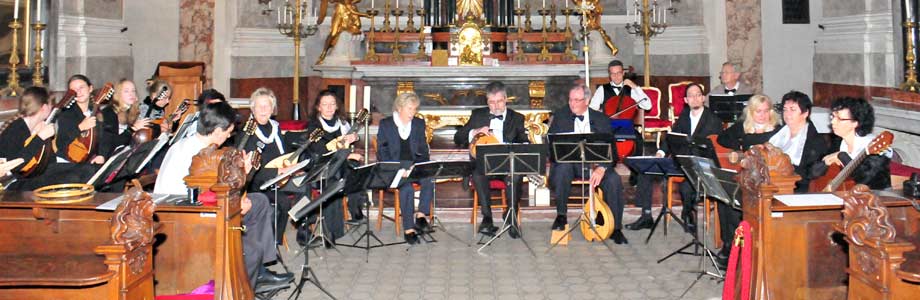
[
  {"xmin": 589, "ymin": 84, "xmax": 653, "ymax": 111},
  {"xmin": 467, "ymin": 110, "xmax": 506, "ymax": 143},
  {"xmin": 154, "ymin": 135, "xmax": 208, "ymax": 195},
  {"xmin": 574, "ymin": 111, "xmax": 591, "ymax": 133}
]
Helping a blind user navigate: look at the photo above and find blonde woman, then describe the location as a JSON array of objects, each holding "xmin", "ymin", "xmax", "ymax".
[
  {"xmin": 716, "ymin": 94, "xmax": 780, "ymax": 151},
  {"xmin": 98, "ymin": 79, "xmax": 150, "ymax": 159}
]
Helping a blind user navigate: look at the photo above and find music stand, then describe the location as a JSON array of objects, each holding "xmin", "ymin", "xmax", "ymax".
[
  {"xmin": 97, "ymin": 139, "xmax": 165, "ymax": 191},
  {"xmin": 709, "ymin": 94, "xmax": 753, "ymax": 123},
  {"xmin": 287, "ymin": 179, "xmax": 343, "ymax": 300},
  {"xmin": 545, "ymin": 133, "xmax": 617, "ymax": 254},
  {"xmin": 291, "ymin": 149, "xmax": 351, "ymax": 255},
  {"xmin": 474, "ymin": 143, "xmax": 546, "ymax": 257},
  {"xmin": 86, "ymin": 146, "xmax": 134, "ymax": 189},
  {"xmin": 622, "ymin": 156, "xmax": 688, "ymax": 243},
  {"xmin": 335, "ymin": 162, "xmax": 407, "ymax": 261},
  {"xmin": 405, "ymin": 160, "xmax": 472, "ymax": 245}
]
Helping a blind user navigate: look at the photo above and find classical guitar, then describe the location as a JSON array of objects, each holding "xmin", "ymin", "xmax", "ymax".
[
  {"xmin": 19, "ymin": 90, "xmax": 77, "ymax": 177},
  {"xmin": 324, "ymin": 109, "xmax": 369, "ymax": 151},
  {"xmin": 264, "ymin": 128, "xmax": 324, "ymax": 169},
  {"xmin": 66, "ymin": 83, "xmax": 115, "ymax": 163},
  {"xmin": 809, "ymin": 131, "xmax": 894, "ymax": 193}
]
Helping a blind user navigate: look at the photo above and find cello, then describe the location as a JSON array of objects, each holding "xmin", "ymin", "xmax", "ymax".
[
  {"xmin": 65, "ymin": 83, "xmax": 115, "ymax": 163},
  {"xmin": 602, "ymin": 67, "xmax": 641, "ymax": 160}
]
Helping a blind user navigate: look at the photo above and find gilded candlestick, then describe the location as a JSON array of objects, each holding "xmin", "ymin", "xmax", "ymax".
[
  {"xmin": 536, "ymin": 9, "xmax": 551, "ymax": 62},
  {"xmin": 391, "ymin": 9, "xmax": 405, "ymax": 62},
  {"xmin": 32, "ymin": 22, "xmax": 46, "ymax": 86},
  {"xmin": 549, "ymin": 3, "xmax": 559, "ymax": 32},
  {"xmin": 382, "ymin": 0, "xmax": 393, "ymax": 32},
  {"xmin": 561, "ymin": 8, "xmax": 576, "ymax": 61},
  {"xmin": 416, "ymin": 9, "xmax": 428, "ymax": 60},
  {"xmin": 406, "ymin": 1, "xmax": 416, "ymax": 33},
  {"xmin": 1, "ymin": 19, "xmax": 23, "ymax": 97},
  {"xmin": 365, "ymin": 9, "xmax": 380, "ymax": 62},
  {"xmin": 524, "ymin": 3, "xmax": 533, "ymax": 32},
  {"xmin": 513, "ymin": 8, "xmax": 526, "ymax": 62}
]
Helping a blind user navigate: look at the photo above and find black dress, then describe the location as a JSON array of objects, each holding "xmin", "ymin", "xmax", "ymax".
[{"xmin": 0, "ymin": 118, "xmax": 96, "ymax": 190}]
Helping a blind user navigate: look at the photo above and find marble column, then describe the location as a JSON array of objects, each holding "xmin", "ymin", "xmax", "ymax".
[
  {"xmin": 179, "ymin": 0, "xmax": 215, "ymax": 87},
  {"xmin": 725, "ymin": 0, "xmax": 763, "ymax": 94}
]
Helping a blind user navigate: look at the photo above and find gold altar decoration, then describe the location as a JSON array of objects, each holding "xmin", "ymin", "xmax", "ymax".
[
  {"xmin": 625, "ymin": 0, "xmax": 671, "ymax": 87},
  {"xmin": 275, "ymin": 0, "xmax": 319, "ymax": 120},
  {"xmin": 573, "ymin": 0, "xmax": 618, "ymax": 56},
  {"xmin": 455, "ymin": 16, "xmax": 485, "ymax": 66},
  {"xmin": 1, "ymin": 18, "xmax": 24, "ymax": 97},
  {"xmin": 397, "ymin": 81, "xmax": 415, "ymax": 95},
  {"xmin": 457, "ymin": 0, "xmax": 484, "ymax": 20},
  {"xmin": 364, "ymin": 9, "xmax": 380, "ymax": 62},
  {"xmin": 32, "ymin": 21, "xmax": 45, "ymax": 86},
  {"xmin": 528, "ymin": 81, "xmax": 545, "ymax": 108},
  {"xmin": 316, "ymin": 0, "xmax": 371, "ymax": 65},
  {"xmin": 418, "ymin": 108, "xmax": 551, "ymax": 144},
  {"xmin": 901, "ymin": 14, "xmax": 920, "ymax": 92}
]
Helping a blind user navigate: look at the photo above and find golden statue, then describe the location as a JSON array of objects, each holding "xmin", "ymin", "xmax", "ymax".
[
  {"xmin": 316, "ymin": 0, "xmax": 371, "ymax": 65},
  {"xmin": 456, "ymin": 0, "xmax": 484, "ymax": 20},
  {"xmin": 456, "ymin": 16, "xmax": 484, "ymax": 66},
  {"xmin": 573, "ymin": 0, "xmax": 618, "ymax": 56}
]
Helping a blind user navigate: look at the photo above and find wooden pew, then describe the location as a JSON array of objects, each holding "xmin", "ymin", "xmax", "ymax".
[
  {"xmin": 737, "ymin": 143, "xmax": 920, "ymax": 300},
  {"xmin": 0, "ymin": 185, "xmax": 156, "ymax": 300},
  {"xmin": 836, "ymin": 185, "xmax": 920, "ymax": 300}
]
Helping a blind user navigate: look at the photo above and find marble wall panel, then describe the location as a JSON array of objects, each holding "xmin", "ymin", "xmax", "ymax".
[
  {"xmin": 725, "ymin": 0, "xmax": 762, "ymax": 94},
  {"xmin": 86, "ymin": 56, "xmax": 134, "ymax": 84},
  {"xmin": 600, "ymin": 0, "xmax": 627, "ymax": 14},
  {"xmin": 232, "ymin": 56, "xmax": 307, "ymax": 78},
  {"xmin": 814, "ymin": 53, "xmax": 864, "ymax": 85},
  {"xmin": 179, "ymin": 0, "xmax": 215, "ymax": 87},
  {"xmin": 868, "ymin": 52, "xmax": 896, "ymax": 87},
  {"xmin": 823, "ymin": 0, "xmax": 890, "ymax": 17},
  {"xmin": 62, "ymin": 0, "xmax": 82, "ymax": 16},
  {"xmin": 238, "ymin": 0, "xmax": 277, "ymax": 29},
  {"xmin": 84, "ymin": 0, "xmax": 124, "ymax": 20}
]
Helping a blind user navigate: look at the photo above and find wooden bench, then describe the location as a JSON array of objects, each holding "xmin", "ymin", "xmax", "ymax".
[
  {"xmin": 0, "ymin": 184, "xmax": 157, "ymax": 300},
  {"xmin": 836, "ymin": 185, "xmax": 920, "ymax": 300}
]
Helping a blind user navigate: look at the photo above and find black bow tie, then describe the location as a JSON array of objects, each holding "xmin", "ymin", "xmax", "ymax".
[
  {"xmin": 573, "ymin": 115, "xmax": 585, "ymax": 121},
  {"xmin": 725, "ymin": 88, "xmax": 737, "ymax": 94},
  {"xmin": 491, "ymin": 114, "xmax": 504, "ymax": 120}
]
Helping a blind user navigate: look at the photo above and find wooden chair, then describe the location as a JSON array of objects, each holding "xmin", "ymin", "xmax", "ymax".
[
  {"xmin": 0, "ymin": 183, "xmax": 157, "ymax": 300},
  {"xmin": 470, "ymin": 179, "xmax": 509, "ymax": 231}
]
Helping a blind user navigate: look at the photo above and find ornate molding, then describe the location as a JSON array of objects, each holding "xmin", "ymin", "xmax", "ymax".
[
  {"xmin": 631, "ymin": 26, "xmax": 708, "ymax": 55},
  {"xmin": 110, "ymin": 184, "xmax": 156, "ymax": 275},
  {"xmin": 57, "ymin": 15, "xmax": 132, "ymax": 58},
  {"xmin": 839, "ymin": 184, "xmax": 897, "ymax": 247},
  {"xmin": 816, "ymin": 12, "xmax": 894, "ymax": 54}
]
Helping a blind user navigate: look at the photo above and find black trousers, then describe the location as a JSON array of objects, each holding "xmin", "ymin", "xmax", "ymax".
[
  {"xmin": 717, "ymin": 201, "xmax": 742, "ymax": 255},
  {"xmin": 549, "ymin": 163, "xmax": 624, "ymax": 230},
  {"xmin": 472, "ymin": 162, "xmax": 523, "ymax": 221},
  {"xmin": 242, "ymin": 192, "xmax": 277, "ymax": 288}
]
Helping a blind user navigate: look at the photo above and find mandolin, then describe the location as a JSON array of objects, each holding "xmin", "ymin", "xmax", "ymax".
[
  {"xmin": 133, "ymin": 99, "xmax": 191, "ymax": 144},
  {"xmin": 324, "ymin": 109, "xmax": 369, "ymax": 152},
  {"xmin": 580, "ymin": 187, "xmax": 615, "ymax": 241},
  {"xmin": 469, "ymin": 131, "xmax": 500, "ymax": 157},
  {"xmin": 264, "ymin": 128, "xmax": 324, "ymax": 169},
  {"xmin": 237, "ymin": 116, "xmax": 262, "ymax": 171},
  {"xmin": 19, "ymin": 90, "xmax": 78, "ymax": 177},
  {"xmin": 66, "ymin": 83, "xmax": 115, "ymax": 163},
  {"xmin": 809, "ymin": 131, "xmax": 894, "ymax": 193}
]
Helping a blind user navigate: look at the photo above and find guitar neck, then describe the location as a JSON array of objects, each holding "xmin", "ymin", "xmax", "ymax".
[
  {"xmin": 825, "ymin": 150, "xmax": 869, "ymax": 192},
  {"xmin": 237, "ymin": 134, "xmax": 251, "ymax": 150}
]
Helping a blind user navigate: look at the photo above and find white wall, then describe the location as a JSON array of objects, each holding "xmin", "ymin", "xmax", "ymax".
[
  {"xmin": 124, "ymin": 0, "xmax": 180, "ymax": 98},
  {"xmin": 761, "ymin": 0, "xmax": 822, "ymax": 100}
]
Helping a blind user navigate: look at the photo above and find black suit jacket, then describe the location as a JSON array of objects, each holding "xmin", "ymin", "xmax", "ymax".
[
  {"xmin": 453, "ymin": 107, "xmax": 528, "ymax": 146},
  {"xmin": 377, "ymin": 116, "xmax": 430, "ymax": 163},
  {"xmin": 716, "ymin": 121, "xmax": 779, "ymax": 151},
  {"xmin": 793, "ymin": 121, "xmax": 829, "ymax": 193},
  {"xmin": 548, "ymin": 107, "xmax": 615, "ymax": 168},
  {"xmin": 660, "ymin": 107, "xmax": 723, "ymax": 156}
]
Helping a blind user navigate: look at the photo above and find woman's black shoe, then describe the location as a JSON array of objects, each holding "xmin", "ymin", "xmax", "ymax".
[
  {"xmin": 404, "ymin": 231, "xmax": 419, "ymax": 245},
  {"xmin": 415, "ymin": 216, "xmax": 432, "ymax": 233}
]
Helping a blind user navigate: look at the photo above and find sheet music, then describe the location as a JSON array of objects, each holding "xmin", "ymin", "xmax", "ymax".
[
  {"xmin": 96, "ymin": 193, "xmax": 179, "ymax": 211},
  {"xmin": 390, "ymin": 168, "xmax": 410, "ymax": 189},
  {"xmin": 259, "ymin": 158, "xmax": 311, "ymax": 190},
  {"xmin": 135, "ymin": 135, "xmax": 171, "ymax": 173},
  {"xmin": 774, "ymin": 193, "xmax": 844, "ymax": 207},
  {"xmin": 87, "ymin": 146, "xmax": 133, "ymax": 185},
  {"xmin": 288, "ymin": 195, "xmax": 312, "ymax": 221}
]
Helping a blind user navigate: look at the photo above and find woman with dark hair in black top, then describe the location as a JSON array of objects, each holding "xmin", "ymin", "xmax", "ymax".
[
  {"xmin": 769, "ymin": 91, "xmax": 829, "ymax": 193},
  {"xmin": 56, "ymin": 74, "xmax": 105, "ymax": 164},
  {"xmin": 817, "ymin": 97, "xmax": 891, "ymax": 190}
]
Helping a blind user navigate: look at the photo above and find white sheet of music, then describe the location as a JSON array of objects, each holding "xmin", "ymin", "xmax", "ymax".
[
  {"xmin": 390, "ymin": 168, "xmax": 410, "ymax": 189},
  {"xmin": 774, "ymin": 193, "xmax": 844, "ymax": 207}
]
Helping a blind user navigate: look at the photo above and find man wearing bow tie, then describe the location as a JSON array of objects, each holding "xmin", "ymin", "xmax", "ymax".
[
  {"xmin": 710, "ymin": 62, "xmax": 754, "ymax": 98},
  {"xmin": 455, "ymin": 81, "xmax": 529, "ymax": 237},
  {"xmin": 548, "ymin": 83, "xmax": 628, "ymax": 244},
  {"xmin": 588, "ymin": 60, "xmax": 652, "ymax": 114}
]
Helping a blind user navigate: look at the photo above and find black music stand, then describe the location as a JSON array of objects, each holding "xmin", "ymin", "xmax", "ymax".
[
  {"xmin": 86, "ymin": 146, "xmax": 134, "ymax": 189},
  {"xmin": 291, "ymin": 149, "xmax": 351, "ymax": 255},
  {"xmin": 405, "ymin": 160, "xmax": 472, "ymax": 245},
  {"xmin": 287, "ymin": 178, "xmax": 343, "ymax": 300},
  {"xmin": 709, "ymin": 94, "xmax": 753, "ymax": 123},
  {"xmin": 545, "ymin": 133, "xmax": 617, "ymax": 254},
  {"xmin": 475, "ymin": 143, "xmax": 547, "ymax": 257},
  {"xmin": 622, "ymin": 156, "xmax": 688, "ymax": 243},
  {"xmin": 335, "ymin": 162, "xmax": 407, "ymax": 261}
]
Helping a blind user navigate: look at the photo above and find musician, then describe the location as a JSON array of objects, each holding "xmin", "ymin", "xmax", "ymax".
[
  {"xmin": 377, "ymin": 92, "xmax": 435, "ymax": 245},
  {"xmin": 548, "ymin": 83, "xmax": 628, "ymax": 244},
  {"xmin": 55, "ymin": 74, "xmax": 104, "ymax": 164},
  {"xmin": 97, "ymin": 79, "xmax": 152, "ymax": 158},
  {"xmin": 174, "ymin": 89, "xmax": 226, "ymax": 142},
  {"xmin": 626, "ymin": 83, "xmax": 722, "ymax": 232},
  {"xmin": 709, "ymin": 62, "xmax": 754, "ymax": 97},
  {"xmin": 588, "ymin": 60, "xmax": 652, "ymax": 113},
  {"xmin": 768, "ymin": 91, "xmax": 828, "ymax": 193},
  {"xmin": 716, "ymin": 94, "xmax": 780, "ymax": 151},
  {"xmin": 138, "ymin": 79, "xmax": 179, "ymax": 136},
  {"xmin": 298, "ymin": 90, "xmax": 367, "ymax": 244},
  {"xmin": 153, "ymin": 101, "xmax": 293, "ymax": 289},
  {"xmin": 818, "ymin": 97, "xmax": 891, "ymax": 190},
  {"xmin": 0, "ymin": 87, "xmax": 95, "ymax": 190},
  {"xmin": 453, "ymin": 81, "xmax": 528, "ymax": 237}
]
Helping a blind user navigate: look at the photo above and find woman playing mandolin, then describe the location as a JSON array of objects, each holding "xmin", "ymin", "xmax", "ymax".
[
  {"xmin": 0, "ymin": 87, "xmax": 95, "ymax": 190},
  {"xmin": 818, "ymin": 97, "xmax": 892, "ymax": 190},
  {"xmin": 138, "ymin": 79, "xmax": 181, "ymax": 136},
  {"xmin": 55, "ymin": 75, "xmax": 105, "ymax": 164},
  {"xmin": 97, "ymin": 79, "xmax": 152, "ymax": 158}
]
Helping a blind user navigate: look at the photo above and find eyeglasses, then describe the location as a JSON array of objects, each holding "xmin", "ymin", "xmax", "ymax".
[
  {"xmin": 830, "ymin": 114, "xmax": 854, "ymax": 122},
  {"xmin": 609, "ymin": 71, "xmax": 624, "ymax": 76}
]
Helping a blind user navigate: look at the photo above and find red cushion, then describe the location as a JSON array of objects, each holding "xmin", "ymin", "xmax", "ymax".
[
  {"xmin": 644, "ymin": 118, "xmax": 672, "ymax": 128},
  {"xmin": 489, "ymin": 180, "xmax": 506, "ymax": 190},
  {"xmin": 641, "ymin": 87, "xmax": 662, "ymax": 119},
  {"xmin": 669, "ymin": 83, "xmax": 689, "ymax": 119},
  {"xmin": 892, "ymin": 161, "xmax": 920, "ymax": 177},
  {"xmin": 279, "ymin": 120, "xmax": 308, "ymax": 131}
]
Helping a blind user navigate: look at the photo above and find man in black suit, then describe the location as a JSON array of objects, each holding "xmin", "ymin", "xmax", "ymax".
[
  {"xmin": 548, "ymin": 83, "xmax": 628, "ymax": 244},
  {"xmin": 626, "ymin": 83, "xmax": 723, "ymax": 232},
  {"xmin": 455, "ymin": 81, "xmax": 529, "ymax": 237}
]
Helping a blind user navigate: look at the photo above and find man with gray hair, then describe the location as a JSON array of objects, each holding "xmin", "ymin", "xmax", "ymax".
[{"xmin": 710, "ymin": 62, "xmax": 754, "ymax": 96}]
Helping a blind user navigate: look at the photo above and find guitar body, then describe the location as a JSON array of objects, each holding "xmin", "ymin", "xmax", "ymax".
[
  {"xmin": 810, "ymin": 131, "xmax": 893, "ymax": 193},
  {"xmin": 603, "ymin": 95, "xmax": 638, "ymax": 120},
  {"xmin": 580, "ymin": 188, "xmax": 615, "ymax": 241},
  {"xmin": 265, "ymin": 153, "xmax": 295, "ymax": 169},
  {"xmin": 808, "ymin": 163, "xmax": 856, "ymax": 193},
  {"xmin": 470, "ymin": 132, "xmax": 500, "ymax": 157}
]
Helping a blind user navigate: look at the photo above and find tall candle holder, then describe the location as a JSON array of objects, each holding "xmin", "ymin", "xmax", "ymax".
[
  {"xmin": 537, "ymin": 9, "xmax": 552, "ymax": 62},
  {"xmin": 1, "ymin": 19, "xmax": 23, "ymax": 97},
  {"xmin": 365, "ymin": 9, "xmax": 381, "ymax": 62},
  {"xmin": 382, "ymin": 0, "xmax": 393, "ymax": 32},
  {"xmin": 561, "ymin": 8, "xmax": 577, "ymax": 61},
  {"xmin": 625, "ymin": 0, "xmax": 671, "ymax": 86},
  {"xmin": 32, "ymin": 22, "xmax": 46, "ymax": 86},
  {"xmin": 405, "ymin": 1, "xmax": 417, "ymax": 33},
  {"xmin": 513, "ymin": 8, "xmax": 527, "ymax": 62},
  {"xmin": 416, "ymin": 9, "xmax": 428, "ymax": 60},
  {"xmin": 391, "ymin": 9, "xmax": 406, "ymax": 62},
  {"xmin": 524, "ymin": 3, "xmax": 533, "ymax": 32},
  {"xmin": 549, "ymin": 3, "xmax": 559, "ymax": 32}
]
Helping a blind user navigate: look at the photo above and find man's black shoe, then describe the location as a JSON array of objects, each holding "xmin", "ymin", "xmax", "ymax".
[
  {"xmin": 351, "ymin": 209, "xmax": 365, "ymax": 222},
  {"xmin": 552, "ymin": 215, "xmax": 567, "ymax": 231},
  {"xmin": 610, "ymin": 229, "xmax": 628, "ymax": 244},
  {"xmin": 404, "ymin": 231, "xmax": 419, "ymax": 245},
  {"xmin": 256, "ymin": 269, "xmax": 294, "ymax": 286},
  {"xmin": 625, "ymin": 214, "xmax": 654, "ymax": 230},
  {"xmin": 715, "ymin": 252, "xmax": 729, "ymax": 270},
  {"xmin": 416, "ymin": 216, "xmax": 432, "ymax": 233},
  {"xmin": 681, "ymin": 209, "xmax": 697, "ymax": 233},
  {"xmin": 478, "ymin": 218, "xmax": 498, "ymax": 235}
]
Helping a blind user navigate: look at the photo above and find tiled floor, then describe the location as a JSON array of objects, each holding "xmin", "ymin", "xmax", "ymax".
[{"xmin": 268, "ymin": 209, "xmax": 724, "ymax": 300}]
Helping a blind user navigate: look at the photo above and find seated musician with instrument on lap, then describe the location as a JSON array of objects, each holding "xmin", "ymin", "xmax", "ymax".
[
  {"xmin": 154, "ymin": 101, "xmax": 294, "ymax": 289},
  {"xmin": 716, "ymin": 94, "xmax": 780, "ymax": 151},
  {"xmin": 138, "ymin": 79, "xmax": 180, "ymax": 137},
  {"xmin": 454, "ymin": 81, "xmax": 529, "ymax": 238},
  {"xmin": 0, "ymin": 87, "xmax": 96, "ymax": 190},
  {"xmin": 97, "ymin": 79, "xmax": 152, "ymax": 159},
  {"xmin": 816, "ymin": 97, "xmax": 892, "ymax": 190},
  {"xmin": 549, "ymin": 83, "xmax": 628, "ymax": 244},
  {"xmin": 768, "ymin": 91, "xmax": 828, "ymax": 193},
  {"xmin": 56, "ymin": 75, "xmax": 105, "ymax": 164},
  {"xmin": 376, "ymin": 92, "xmax": 435, "ymax": 245},
  {"xmin": 588, "ymin": 60, "xmax": 652, "ymax": 157}
]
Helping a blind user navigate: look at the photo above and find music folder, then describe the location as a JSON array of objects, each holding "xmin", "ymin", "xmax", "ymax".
[
  {"xmin": 674, "ymin": 155, "xmax": 740, "ymax": 208},
  {"xmin": 546, "ymin": 133, "xmax": 615, "ymax": 164},
  {"xmin": 258, "ymin": 158, "xmax": 312, "ymax": 190},
  {"xmin": 709, "ymin": 94, "xmax": 753, "ymax": 123},
  {"xmin": 86, "ymin": 146, "xmax": 134, "ymax": 187},
  {"xmin": 623, "ymin": 156, "xmax": 684, "ymax": 176}
]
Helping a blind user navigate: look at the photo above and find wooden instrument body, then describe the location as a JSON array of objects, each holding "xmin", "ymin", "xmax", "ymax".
[
  {"xmin": 67, "ymin": 83, "xmax": 115, "ymax": 163},
  {"xmin": 808, "ymin": 163, "xmax": 855, "ymax": 193},
  {"xmin": 237, "ymin": 118, "xmax": 261, "ymax": 171},
  {"xmin": 603, "ymin": 94, "xmax": 638, "ymax": 121},
  {"xmin": 580, "ymin": 188, "xmax": 614, "ymax": 241},
  {"xmin": 20, "ymin": 92, "xmax": 74, "ymax": 177},
  {"xmin": 470, "ymin": 132, "xmax": 500, "ymax": 157},
  {"xmin": 265, "ymin": 128, "xmax": 324, "ymax": 169},
  {"xmin": 133, "ymin": 99, "xmax": 190, "ymax": 145},
  {"xmin": 808, "ymin": 131, "xmax": 894, "ymax": 193},
  {"xmin": 324, "ymin": 109, "xmax": 369, "ymax": 152}
]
